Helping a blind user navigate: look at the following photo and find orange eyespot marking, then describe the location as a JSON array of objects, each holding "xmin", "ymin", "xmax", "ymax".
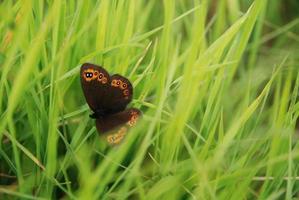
[
  {"xmin": 130, "ymin": 111, "xmax": 139, "ymax": 116},
  {"xmin": 128, "ymin": 119, "xmax": 137, "ymax": 127},
  {"xmin": 127, "ymin": 111, "xmax": 139, "ymax": 127},
  {"xmin": 120, "ymin": 83, "xmax": 127, "ymax": 90},
  {"xmin": 111, "ymin": 79, "xmax": 122, "ymax": 87},
  {"xmin": 94, "ymin": 71, "xmax": 99, "ymax": 77},
  {"xmin": 107, "ymin": 127, "xmax": 127, "ymax": 144},
  {"xmin": 123, "ymin": 89, "xmax": 129, "ymax": 96},
  {"xmin": 83, "ymin": 68, "xmax": 97, "ymax": 82},
  {"xmin": 111, "ymin": 80, "xmax": 118, "ymax": 87},
  {"xmin": 97, "ymin": 73, "xmax": 107, "ymax": 84},
  {"xmin": 102, "ymin": 77, "xmax": 107, "ymax": 84}
]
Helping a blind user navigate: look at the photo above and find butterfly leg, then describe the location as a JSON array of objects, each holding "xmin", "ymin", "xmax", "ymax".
[
  {"xmin": 89, "ymin": 109, "xmax": 105, "ymax": 119},
  {"xmin": 89, "ymin": 113, "xmax": 97, "ymax": 119}
]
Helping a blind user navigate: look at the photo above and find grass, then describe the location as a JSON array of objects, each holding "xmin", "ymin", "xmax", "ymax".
[{"xmin": 1, "ymin": 0, "xmax": 299, "ymax": 199}]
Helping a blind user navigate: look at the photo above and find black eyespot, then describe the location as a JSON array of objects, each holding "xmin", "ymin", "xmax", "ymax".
[
  {"xmin": 117, "ymin": 81, "xmax": 120, "ymax": 85},
  {"xmin": 85, "ymin": 72, "xmax": 93, "ymax": 78}
]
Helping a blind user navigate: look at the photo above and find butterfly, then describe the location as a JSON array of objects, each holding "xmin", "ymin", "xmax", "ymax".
[{"xmin": 80, "ymin": 63, "xmax": 141, "ymax": 144}]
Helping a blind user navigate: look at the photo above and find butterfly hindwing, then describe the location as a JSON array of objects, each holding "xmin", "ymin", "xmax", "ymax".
[
  {"xmin": 106, "ymin": 126, "xmax": 128, "ymax": 144},
  {"xmin": 95, "ymin": 108, "xmax": 141, "ymax": 144},
  {"xmin": 95, "ymin": 108, "xmax": 141, "ymax": 133}
]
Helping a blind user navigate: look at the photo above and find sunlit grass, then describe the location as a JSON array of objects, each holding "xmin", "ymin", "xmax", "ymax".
[{"xmin": 1, "ymin": 0, "xmax": 299, "ymax": 199}]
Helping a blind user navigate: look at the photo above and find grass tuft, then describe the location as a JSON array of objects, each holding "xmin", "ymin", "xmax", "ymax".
[{"xmin": 1, "ymin": 0, "xmax": 299, "ymax": 199}]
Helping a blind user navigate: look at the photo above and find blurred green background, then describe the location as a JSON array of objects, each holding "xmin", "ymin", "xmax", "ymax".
[{"xmin": 0, "ymin": 0, "xmax": 299, "ymax": 199}]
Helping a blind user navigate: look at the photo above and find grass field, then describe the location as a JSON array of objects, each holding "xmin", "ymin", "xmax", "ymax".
[{"xmin": 1, "ymin": 0, "xmax": 299, "ymax": 199}]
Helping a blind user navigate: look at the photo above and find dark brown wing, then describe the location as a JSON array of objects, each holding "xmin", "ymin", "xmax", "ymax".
[
  {"xmin": 101, "ymin": 74, "xmax": 133, "ymax": 114},
  {"xmin": 80, "ymin": 63, "xmax": 111, "ymax": 112},
  {"xmin": 95, "ymin": 108, "xmax": 141, "ymax": 144},
  {"xmin": 96, "ymin": 108, "xmax": 140, "ymax": 133}
]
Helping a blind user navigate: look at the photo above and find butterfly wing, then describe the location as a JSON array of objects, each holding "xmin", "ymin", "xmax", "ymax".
[
  {"xmin": 101, "ymin": 74, "xmax": 133, "ymax": 114},
  {"xmin": 95, "ymin": 108, "xmax": 141, "ymax": 144},
  {"xmin": 80, "ymin": 63, "xmax": 110, "ymax": 112},
  {"xmin": 81, "ymin": 63, "xmax": 133, "ymax": 115}
]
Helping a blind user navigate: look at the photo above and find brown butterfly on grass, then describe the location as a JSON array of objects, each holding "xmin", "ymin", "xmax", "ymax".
[{"xmin": 80, "ymin": 63, "xmax": 141, "ymax": 144}]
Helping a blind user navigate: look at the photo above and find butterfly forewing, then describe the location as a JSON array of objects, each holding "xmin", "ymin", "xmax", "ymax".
[
  {"xmin": 102, "ymin": 74, "xmax": 133, "ymax": 113},
  {"xmin": 80, "ymin": 63, "xmax": 110, "ymax": 112}
]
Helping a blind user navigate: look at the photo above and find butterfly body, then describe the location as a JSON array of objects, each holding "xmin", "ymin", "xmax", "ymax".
[{"xmin": 80, "ymin": 63, "xmax": 141, "ymax": 144}]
